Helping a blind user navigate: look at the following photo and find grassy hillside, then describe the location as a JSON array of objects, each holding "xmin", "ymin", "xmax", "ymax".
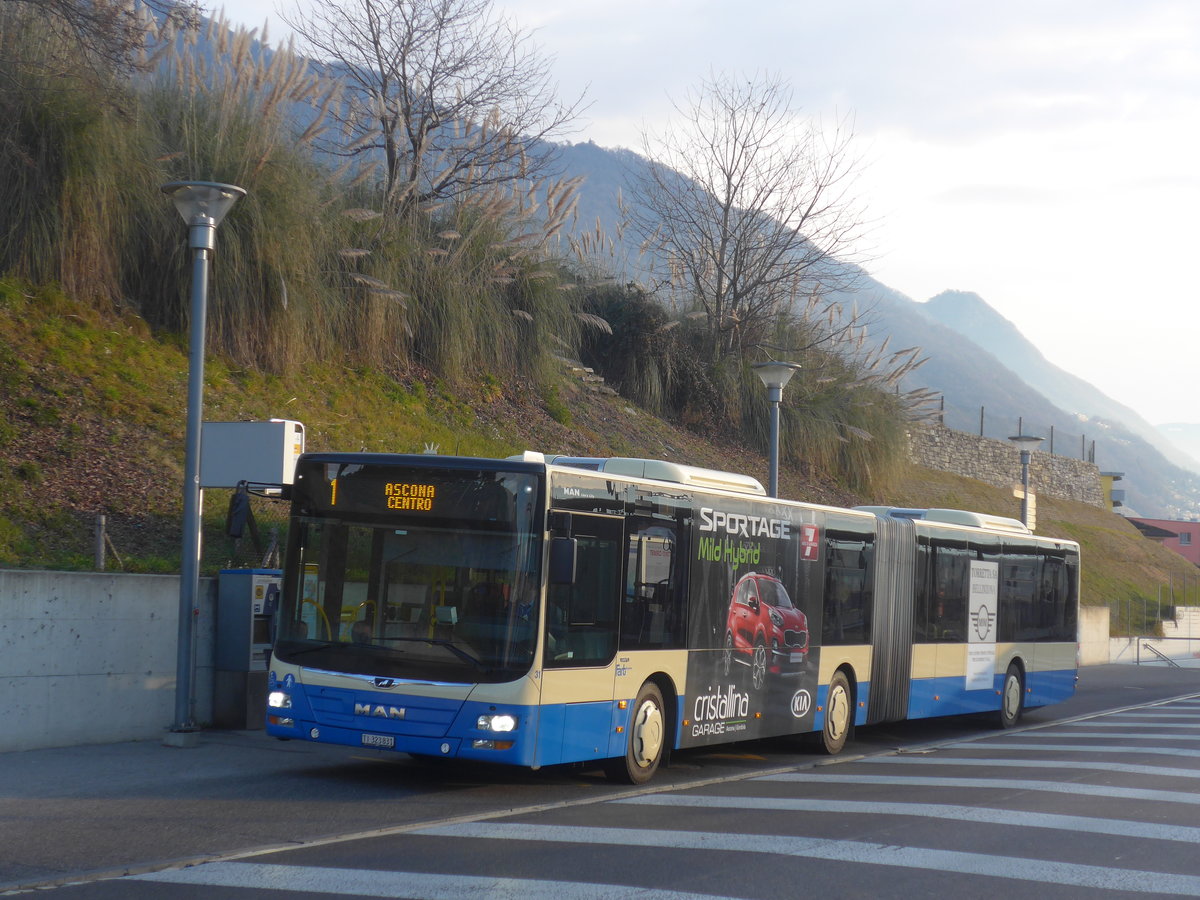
[
  {"xmin": 0, "ymin": 278, "xmax": 858, "ymax": 570},
  {"xmin": 1, "ymin": 278, "xmax": 1193, "ymax": 635}
]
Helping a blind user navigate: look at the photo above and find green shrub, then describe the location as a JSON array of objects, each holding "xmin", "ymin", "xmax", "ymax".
[
  {"xmin": 542, "ymin": 386, "xmax": 572, "ymax": 426},
  {"xmin": 15, "ymin": 460, "xmax": 42, "ymax": 484}
]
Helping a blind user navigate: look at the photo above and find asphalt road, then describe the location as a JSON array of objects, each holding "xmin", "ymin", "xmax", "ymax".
[{"xmin": 1, "ymin": 663, "xmax": 1197, "ymax": 896}]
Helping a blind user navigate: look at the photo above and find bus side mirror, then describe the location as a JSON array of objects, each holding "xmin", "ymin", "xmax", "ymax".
[
  {"xmin": 549, "ymin": 537, "xmax": 577, "ymax": 585},
  {"xmin": 548, "ymin": 509, "xmax": 572, "ymax": 536},
  {"xmin": 226, "ymin": 482, "xmax": 252, "ymax": 538}
]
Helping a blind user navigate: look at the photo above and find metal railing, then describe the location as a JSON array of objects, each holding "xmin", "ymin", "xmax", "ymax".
[
  {"xmin": 1138, "ymin": 641, "xmax": 1181, "ymax": 668},
  {"xmin": 1135, "ymin": 636, "xmax": 1200, "ymax": 667}
]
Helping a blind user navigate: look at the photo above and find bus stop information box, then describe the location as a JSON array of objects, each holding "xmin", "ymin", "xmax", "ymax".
[{"xmin": 200, "ymin": 419, "xmax": 304, "ymax": 488}]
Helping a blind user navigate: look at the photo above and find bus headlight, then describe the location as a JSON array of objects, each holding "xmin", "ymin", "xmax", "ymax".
[
  {"xmin": 268, "ymin": 691, "xmax": 292, "ymax": 709},
  {"xmin": 477, "ymin": 713, "xmax": 518, "ymax": 732}
]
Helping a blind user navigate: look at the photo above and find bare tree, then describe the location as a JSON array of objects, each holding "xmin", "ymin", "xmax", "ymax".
[
  {"xmin": 631, "ymin": 71, "xmax": 866, "ymax": 363},
  {"xmin": 1, "ymin": 0, "xmax": 198, "ymax": 78},
  {"xmin": 285, "ymin": 0, "xmax": 584, "ymax": 215}
]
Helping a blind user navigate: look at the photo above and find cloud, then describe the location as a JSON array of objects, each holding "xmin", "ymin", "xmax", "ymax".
[{"xmin": 931, "ymin": 184, "xmax": 1068, "ymax": 206}]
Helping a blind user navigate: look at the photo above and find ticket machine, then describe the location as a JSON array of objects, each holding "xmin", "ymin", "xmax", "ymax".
[{"xmin": 214, "ymin": 568, "xmax": 280, "ymax": 728}]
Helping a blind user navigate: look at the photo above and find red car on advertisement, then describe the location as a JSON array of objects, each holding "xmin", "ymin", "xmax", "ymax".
[{"xmin": 721, "ymin": 572, "xmax": 809, "ymax": 690}]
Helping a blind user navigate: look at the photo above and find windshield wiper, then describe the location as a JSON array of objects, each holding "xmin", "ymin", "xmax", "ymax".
[
  {"xmin": 369, "ymin": 636, "xmax": 489, "ymax": 670},
  {"xmin": 281, "ymin": 640, "xmax": 337, "ymax": 658}
]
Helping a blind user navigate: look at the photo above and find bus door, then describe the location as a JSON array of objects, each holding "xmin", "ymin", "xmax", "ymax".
[
  {"xmin": 868, "ymin": 515, "xmax": 914, "ymax": 723},
  {"xmin": 536, "ymin": 513, "xmax": 624, "ymax": 766},
  {"xmin": 910, "ymin": 532, "xmax": 964, "ymax": 717}
]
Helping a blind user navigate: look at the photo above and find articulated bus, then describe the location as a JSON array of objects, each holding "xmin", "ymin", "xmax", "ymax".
[{"xmin": 266, "ymin": 451, "xmax": 1079, "ymax": 783}]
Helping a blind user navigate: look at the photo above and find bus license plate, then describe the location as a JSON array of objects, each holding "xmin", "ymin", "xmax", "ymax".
[{"xmin": 361, "ymin": 733, "xmax": 395, "ymax": 749}]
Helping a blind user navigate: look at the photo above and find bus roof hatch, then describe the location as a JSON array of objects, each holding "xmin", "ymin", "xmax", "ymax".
[
  {"xmin": 854, "ymin": 505, "xmax": 1030, "ymax": 534},
  {"xmin": 596, "ymin": 458, "xmax": 766, "ymax": 495}
]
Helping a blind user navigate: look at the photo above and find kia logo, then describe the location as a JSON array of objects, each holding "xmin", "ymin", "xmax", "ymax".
[{"xmin": 791, "ymin": 689, "xmax": 811, "ymax": 718}]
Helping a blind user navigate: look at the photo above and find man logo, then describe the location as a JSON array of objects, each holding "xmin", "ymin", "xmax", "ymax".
[
  {"xmin": 355, "ymin": 703, "xmax": 406, "ymax": 719},
  {"xmin": 374, "ymin": 677, "xmax": 398, "ymax": 689},
  {"xmin": 791, "ymin": 689, "xmax": 812, "ymax": 718}
]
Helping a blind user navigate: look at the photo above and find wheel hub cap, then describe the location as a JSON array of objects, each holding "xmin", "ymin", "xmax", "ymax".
[{"xmin": 633, "ymin": 701, "xmax": 663, "ymax": 768}]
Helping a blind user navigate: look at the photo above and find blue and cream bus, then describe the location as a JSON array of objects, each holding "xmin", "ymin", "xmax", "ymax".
[{"xmin": 266, "ymin": 451, "xmax": 1079, "ymax": 783}]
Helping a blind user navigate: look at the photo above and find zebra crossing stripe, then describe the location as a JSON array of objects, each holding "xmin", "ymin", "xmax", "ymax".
[
  {"xmin": 878, "ymin": 753, "xmax": 1200, "ymax": 780},
  {"xmin": 1099, "ymin": 710, "xmax": 1200, "ymax": 718},
  {"xmin": 1023, "ymin": 731, "xmax": 1200, "ymax": 741},
  {"xmin": 417, "ymin": 822, "xmax": 1200, "ymax": 895},
  {"xmin": 949, "ymin": 741, "xmax": 1200, "ymax": 757},
  {"xmin": 130, "ymin": 862, "xmax": 727, "ymax": 899},
  {"xmin": 615, "ymin": 793, "xmax": 1200, "ymax": 843},
  {"xmin": 1059, "ymin": 722, "xmax": 1200, "ymax": 729},
  {"xmin": 760, "ymin": 771, "xmax": 1200, "ymax": 803}
]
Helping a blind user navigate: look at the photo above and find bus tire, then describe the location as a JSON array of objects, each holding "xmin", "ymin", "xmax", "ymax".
[
  {"xmin": 606, "ymin": 682, "xmax": 666, "ymax": 785},
  {"xmin": 999, "ymin": 663, "xmax": 1024, "ymax": 729},
  {"xmin": 822, "ymin": 670, "xmax": 852, "ymax": 755}
]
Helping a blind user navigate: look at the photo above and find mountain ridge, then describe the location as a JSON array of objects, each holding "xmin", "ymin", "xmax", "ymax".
[
  {"xmin": 920, "ymin": 289, "xmax": 1200, "ymax": 474},
  {"xmin": 552, "ymin": 140, "xmax": 1200, "ymax": 519}
]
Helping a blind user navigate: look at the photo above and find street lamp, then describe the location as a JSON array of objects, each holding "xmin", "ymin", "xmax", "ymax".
[
  {"xmin": 1008, "ymin": 433, "xmax": 1044, "ymax": 528},
  {"xmin": 752, "ymin": 360, "xmax": 802, "ymax": 497},
  {"xmin": 162, "ymin": 181, "xmax": 246, "ymax": 745}
]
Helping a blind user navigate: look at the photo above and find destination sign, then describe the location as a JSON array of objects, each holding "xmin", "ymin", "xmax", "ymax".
[
  {"xmin": 384, "ymin": 482, "xmax": 435, "ymax": 511},
  {"xmin": 327, "ymin": 479, "xmax": 436, "ymax": 511},
  {"xmin": 295, "ymin": 459, "xmax": 537, "ymax": 525}
]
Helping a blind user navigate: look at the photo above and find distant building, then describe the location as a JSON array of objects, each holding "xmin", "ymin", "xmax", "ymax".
[
  {"xmin": 1128, "ymin": 517, "xmax": 1200, "ymax": 566},
  {"xmin": 1100, "ymin": 472, "xmax": 1124, "ymax": 512}
]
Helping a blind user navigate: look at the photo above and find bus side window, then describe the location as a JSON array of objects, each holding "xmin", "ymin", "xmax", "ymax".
[
  {"xmin": 545, "ymin": 521, "xmax": 621, "ymax": 668},
  {"xmin": 999, "ymin": 551, "xmax": 1038, "ymax": 642},
  {"xmin": 1035, "ymin": 552, "xmax": 1075, "ymax": 642},
  {"xmin": 822, "ymin": 530, "xmax": 873, "ymax": 646},
  {"xmin": 930, "ymin": 544, "xmax": 967, "ymax": 642},
  {"xmin": 620, "ymin": 522, "xmax": 684, "ymax": 651}
]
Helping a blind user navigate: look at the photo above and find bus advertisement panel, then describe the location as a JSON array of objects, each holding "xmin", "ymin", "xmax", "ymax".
[{"xmin": 682, "ymin": 499, "xmax": 824, "ymax": 746}]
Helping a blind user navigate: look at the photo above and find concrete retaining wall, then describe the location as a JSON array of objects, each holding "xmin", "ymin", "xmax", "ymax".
[
  {"xmin": 1109, "ymin": 606, "xmax": 1200, "ymax": 667},
  {"xmin": 1079, "ymin": 605, "xmax": 1111, "ymax": 665},
  {"xmin": 909, "ymin": 424, "xmax": 1105, "ymax": 507},
  {"xmin": 0, "ymin": 570, "xmax": 215, "ymax": 753}
]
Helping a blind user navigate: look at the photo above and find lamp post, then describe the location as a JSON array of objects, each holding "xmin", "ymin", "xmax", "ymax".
[
  {"xmin": 752, "ymin": 361, "xmax": 802, "ymax": 497},
  {"xmin": 1008, "ymin": 433, "xmax": 1044, "ymax": 528},
  {"xmin": 162, "ymin": 181, "xmax": 245, "ymax": 743}
]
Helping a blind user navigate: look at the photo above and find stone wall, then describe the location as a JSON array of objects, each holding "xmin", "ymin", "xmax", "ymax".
[{"xmin": 908, "ymin": 424, "xmax": 1104, "ymax": 508}]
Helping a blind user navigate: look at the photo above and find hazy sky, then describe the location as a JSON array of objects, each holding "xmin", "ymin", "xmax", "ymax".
[{"xmin": 227, "ymin": 0, "xmax": 1200, "ymax": 426}]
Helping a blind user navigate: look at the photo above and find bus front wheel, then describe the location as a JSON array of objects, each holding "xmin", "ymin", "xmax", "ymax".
[
  {"xmin": 606, "ymin": 682, "xmax": 666, "ymax": 785},
  {"xmin": 821, "ymin": 671, "xmax": 852, "ymax": 755},
  {"xmin": 998, "ymin": 663, "xmax": 1024, "ymax": 729}
]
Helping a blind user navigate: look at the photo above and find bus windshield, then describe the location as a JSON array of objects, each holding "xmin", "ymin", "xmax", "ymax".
[{"xmin": 273, "ymin": 462, "xmax": 542, "ymax": 684}]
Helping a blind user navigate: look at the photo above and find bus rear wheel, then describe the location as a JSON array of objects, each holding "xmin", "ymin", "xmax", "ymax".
[
  {"xmin": 606, "ymin": 682, "xmax": 666, "ymax": 785},
  {"xmin": 821, "ymin": 671, "xmax": 852, "ymax": 755},
  {"xmin": 998, "ymin": 663, "xmax": 1024, "ymax": 729}
]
